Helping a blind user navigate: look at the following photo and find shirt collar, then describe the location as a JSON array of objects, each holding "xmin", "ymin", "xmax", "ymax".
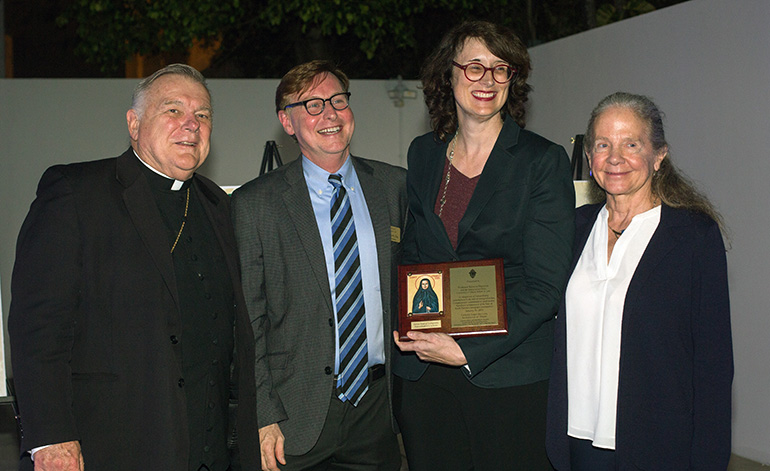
[
  {"xmin": 301, "ymin": 154, "xmax": 355, "ymax": 195},
  {"xmin": 133, "ymin": 149, "xmax": 187, "ymax": 191}
]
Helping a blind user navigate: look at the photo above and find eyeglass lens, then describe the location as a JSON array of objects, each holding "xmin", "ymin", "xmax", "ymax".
[
  {"xmin": 465, "ymin": 63, "xmax": 512, "ymax": 83},
  {"xmin": 453, "ymin": 61, "xmax": 516, "ymax": 84},
  {"xmin": 304, "ymin": 93, "xmax": 350, "ymax": 115}
]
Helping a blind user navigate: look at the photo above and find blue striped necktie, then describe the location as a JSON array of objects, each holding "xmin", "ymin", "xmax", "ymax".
[{"xmin": 328, "ymin": 173, "xmax": 368, "ymax": 406}]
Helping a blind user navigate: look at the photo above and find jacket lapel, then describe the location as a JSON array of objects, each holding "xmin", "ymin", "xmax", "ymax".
[
  {"xmin": 457, "ymin": 120, "xmax": 521, "ymax": 246},
  {"xmin": 194, "ymin": 178, "xmax": 241, "ymax": 287},
  {"xmin": 624, "ymin": 204, "xmax": 690, "ymax": 306},
  {"xmin": 354, "ymin": 157, "xmax": 391, "ymax": 322},
  {"xmin": 421, "ymin": 137, "xmax": 458, "ymax": 257},
  {"xmin": 573, "ymin": 203, "xmax": 604, "ymax": 269},
  {"xmin": 281, "ymin": 158, "xmax": 334, "ymax": 313},
  {"xmin": 116, "ymin": 150, "xmax": 180, "ymax": 309}
]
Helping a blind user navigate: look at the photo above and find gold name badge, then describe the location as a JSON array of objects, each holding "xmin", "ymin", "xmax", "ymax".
[{"xmin": 390, "ymin": 226, "xmax": 401, "ymax": 243}]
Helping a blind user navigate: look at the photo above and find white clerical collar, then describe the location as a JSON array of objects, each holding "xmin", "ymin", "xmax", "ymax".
[{"xmin": 133, "ymin": 149, "xmax": 186, "ymax": 191}]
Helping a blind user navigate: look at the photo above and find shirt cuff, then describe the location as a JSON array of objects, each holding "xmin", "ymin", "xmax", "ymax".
[{"xmin": 30, "ymin": 445, "xmax": 52, "ymax": 461}]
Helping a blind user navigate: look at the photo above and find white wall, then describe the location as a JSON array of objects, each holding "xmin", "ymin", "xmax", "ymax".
[{"xmin": 526, "ymin": 0, "xmax": 770, "ymax": 462}]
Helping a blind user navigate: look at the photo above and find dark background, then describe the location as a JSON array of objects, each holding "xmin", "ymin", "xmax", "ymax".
[{"xmin": 4, "ymin": 0, "xmax": 686, "ymax": 79}]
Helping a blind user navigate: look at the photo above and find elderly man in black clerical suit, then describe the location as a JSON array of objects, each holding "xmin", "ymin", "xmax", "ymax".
[{"xmin": 9, "ymin": 64, "xmax": 258, "ymax": 471}]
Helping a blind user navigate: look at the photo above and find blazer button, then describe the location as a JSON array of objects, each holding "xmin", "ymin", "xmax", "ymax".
[
  {"xmin": 170, "ymin": 335, "xmax": 179, "ymax": 344},
  {"xmin": 325, "ymin": 366, "xmax": 332, "ymax": 375},
  {"xmin": 178, "ymin": 378, "xmax": 185, "ymax": 387},
  {"xmin": 328, "ymin": 318, "xmax": 333, "ymax": 327}
]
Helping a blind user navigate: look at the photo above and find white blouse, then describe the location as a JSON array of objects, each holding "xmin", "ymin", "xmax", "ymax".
[{"xmin": 565, "ymin": 204, "xmax": 661, "ymax": 449}]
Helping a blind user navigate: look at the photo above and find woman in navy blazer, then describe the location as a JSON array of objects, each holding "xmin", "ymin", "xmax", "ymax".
[
  {"xmin": 546, "ymin": 92, "xmax": 733, "ymax": 470},
  {"xmin": 392, "ymin": 21, "xmax": 575, "ymax": 470}
]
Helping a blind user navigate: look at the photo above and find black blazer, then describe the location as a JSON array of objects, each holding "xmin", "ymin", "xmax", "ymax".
[
  {"xmin": 546, "ymin": 203, "xmax": 733, "ymax": 470},
  {"xmin": 9, "ymin": 149, "xmax": 259, "ymax": 470},
  {"xmin": 392, "ymin": 119, "xmax": 575, "ymax": 387}
]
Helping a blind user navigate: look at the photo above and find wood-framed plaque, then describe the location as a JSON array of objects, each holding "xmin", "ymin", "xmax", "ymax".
[{"xmin": 397, "ymin": 258, "xmax": 507, "ymax": 341}]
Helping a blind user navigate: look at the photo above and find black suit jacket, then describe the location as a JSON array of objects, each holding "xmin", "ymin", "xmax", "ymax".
[
  {"xmin": 392, "ymin": 119, "xmax": 575, "ymax": 387},
  {"xmin": 546, "ymin": 203, "xmax": 733, "ymax": 470},
  {"xmin": 9, "ymin": 149, "xmax": 259, "ymax": 470}
]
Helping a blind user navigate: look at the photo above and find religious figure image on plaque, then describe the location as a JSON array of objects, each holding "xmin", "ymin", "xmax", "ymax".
[{"xmin": 408, "ymin": 274, "xmax": 443, "ymax": 315}]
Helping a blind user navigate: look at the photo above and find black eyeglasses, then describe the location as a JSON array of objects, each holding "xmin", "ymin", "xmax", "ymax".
[
  {"xmin": 452, "ymin": 61, "xmax": 517, "ymax": 84},
  {"xmin": 283, "ymin": 92, "xmax": 351, "ymax": 116}
]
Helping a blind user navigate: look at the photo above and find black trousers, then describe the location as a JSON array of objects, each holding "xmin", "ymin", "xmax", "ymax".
[
  {"xmin": 282, "ymin": 373, "xmax": 400, "ymax": 471},
  {"xmin": 395, "ymin": 364, "xmax": 553, "ymax": 471}
]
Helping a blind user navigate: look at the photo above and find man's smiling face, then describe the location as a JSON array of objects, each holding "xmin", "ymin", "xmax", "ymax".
[
  {"xmin": 127, "ymin": 74, "xmax": 212, "ymax": 180},
  {"xmin": 278, "ymin": 72, "xmax": 355, "ymax": 168}
]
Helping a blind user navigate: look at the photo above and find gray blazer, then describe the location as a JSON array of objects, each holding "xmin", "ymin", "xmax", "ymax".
[{"xmin": 231, "ymin": 156, "xmax": 407, "ymax": 455}]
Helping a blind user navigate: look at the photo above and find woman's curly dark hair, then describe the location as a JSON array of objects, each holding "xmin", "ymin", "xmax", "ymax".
[{"xmin": 421, "ymin": 21, "xmax": 532, "ymax": 142}]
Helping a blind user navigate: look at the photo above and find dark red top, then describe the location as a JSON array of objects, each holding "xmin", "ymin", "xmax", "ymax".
[{"xmin": 433, "ymin": 157, "xmax": 481, "ymax": 249}]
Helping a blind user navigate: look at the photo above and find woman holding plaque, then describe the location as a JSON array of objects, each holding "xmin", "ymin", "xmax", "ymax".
[
  {"xmin": 392, "ymin": 21, "xmax": 574, "ymax": 470},
  {"xmin": 545, "ymin": 93, "xmax": 733, "ymax": 470}
]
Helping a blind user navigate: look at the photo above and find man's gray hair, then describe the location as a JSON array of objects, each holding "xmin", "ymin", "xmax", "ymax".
[{"xmin": 131, "ymin": 63, "xmax": 210, "ymax": 118}]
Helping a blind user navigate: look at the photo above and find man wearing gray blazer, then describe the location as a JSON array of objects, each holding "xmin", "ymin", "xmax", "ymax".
[{"xmin": 231, "ymin": 61, "xmax": 406, "ymax": 471}]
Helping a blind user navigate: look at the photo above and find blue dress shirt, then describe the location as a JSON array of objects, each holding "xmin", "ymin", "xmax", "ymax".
[{"xmin": 302, "ymin": 155, "xmax": 385, "ymax": 372}]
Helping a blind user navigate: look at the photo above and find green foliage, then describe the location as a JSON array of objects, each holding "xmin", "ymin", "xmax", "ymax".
[
  {"xmin": 257, "ymin": 0, "xmax": 438, "ymax": 59},
  {"xmin": 57, "ymin": 0, "xmax": 515, "ymax": 74},
  {"xmin": 57, "ymin": 0, "xmax": 242, "ymax": 72},
  {"xmin": 55, "ymin": 0, "xmax": 675, "ymax": 77},
  {"xmin": 597, "ymin": 0, "xmax": 656, "ymax": 26}
]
